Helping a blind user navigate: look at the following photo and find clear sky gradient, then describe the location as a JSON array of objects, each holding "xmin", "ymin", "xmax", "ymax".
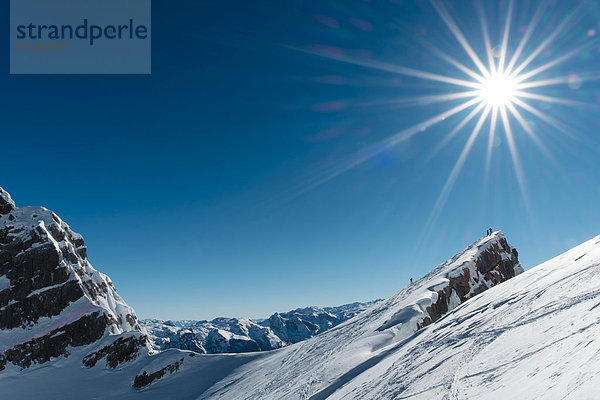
[{"xmin": 2, "ymin": 0, "xmax": 600, "ymax": 320}]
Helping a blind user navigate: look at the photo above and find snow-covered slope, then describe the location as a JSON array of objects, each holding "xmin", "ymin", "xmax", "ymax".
[
  {"xmin": 319, "ymin": 234, "xmax": 600, "ymax": 399},
  {"xmin": 199, "ymin": 231, "xmax": 524, "ymax": 399},
  {"xmin": 141, "ymin": 301, "xmax": 380, "ymax": 354},
  {"xmin": 196, "ymin": 236, "xmax": 600, "ymax": 399}
]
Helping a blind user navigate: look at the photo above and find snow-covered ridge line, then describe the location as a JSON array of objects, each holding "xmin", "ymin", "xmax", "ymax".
[
  {"xmin": 199, "ymin": 232, "xmax": 524, "ymax": 400},
  {"xmin": 379, "ymin": 231, "xmax": 524, "ymax": 332},
  {"xmin": 141, "ymin": 300, "xmax": 382, "ymax": 354},
  {"xmin": 318, "ymin": 234, "xmax": 600, "ymax": 399}
]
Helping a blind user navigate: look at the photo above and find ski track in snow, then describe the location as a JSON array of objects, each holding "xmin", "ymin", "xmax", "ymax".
[{"xmin": 326, "ymin": 243, "xmax": 600, "ymax": 399}]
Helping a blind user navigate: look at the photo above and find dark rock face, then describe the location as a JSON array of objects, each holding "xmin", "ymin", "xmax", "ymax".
[
  {"xmin": 83, "ymin": 334, "xmax": 148, "ymax": 368},
  {"xmin": 419, "ymin": 286, "xmax": 452, "ymax": 328},
  {"xmin": 133, "ymin": 356, "xmax": 190, "ymax": 388},
  {"xmin": 0, "ymin": 312, "xmax": 108, "ymax": 371},
  {"xmin": 0, "ymin": 280, "xmax": 84, "ymax": 330},
  {"xmin": 0, "ymin": 187, "xmax": 144, "ymax": 372},
  {"xmin": 449, "ymin": 236, "xmax": 521, "ymax": 301},
  {"xmin": 418, "ymin": 234, "xmax": 522, "ymax": 329},
  {"xmin": 0, "ymin": 217, "xmax": 89, "ymax": 330}
]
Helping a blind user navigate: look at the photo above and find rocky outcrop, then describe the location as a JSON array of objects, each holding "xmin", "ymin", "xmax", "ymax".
[
  {"xmin": 418, "ymin": 233, "xmax": 522, "ymax": 328},
  {"xmin": 133, "ymin": 358, "xmax": 183, "ymax": 388},
  {"xmin": 0, "ymin": 312, "xmax": 107, "ymax": 370},
  {"xmin": 378, "ymin": 231, "xmax": 523, "ymax": 332},
  {"xmin": 83, "ymin": 334, "xmax": 148, "ymax": 368},
  {"xmin": 133, "ymin": 354, "xmax": 196, "ymax": 388},
  {"xmin": 141, "ymin": 300, "xmax": 381, "ymax": 354},
  {"xmin": 0, "ymin": 186, "xmax": 145, "ymax": 371}
]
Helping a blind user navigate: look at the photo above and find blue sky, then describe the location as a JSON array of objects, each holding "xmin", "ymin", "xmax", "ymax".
[{"xmin": 2, "ymin": 0, "xmax": 600, "ymax": 320}]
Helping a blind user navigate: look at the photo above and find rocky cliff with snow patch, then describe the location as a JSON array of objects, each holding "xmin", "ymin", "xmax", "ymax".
[
  {"xmin": 379, "ymin": 232, "xmax": 522, "ymax": 331},
  {"xmin": 0, "ymin": 187, "xmax": 147, "ymax": 371}
]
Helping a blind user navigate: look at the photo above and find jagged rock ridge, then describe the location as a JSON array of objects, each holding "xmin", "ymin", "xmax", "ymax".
[
  {"xmin": 0, "ymin": 187, "xmax": 146, "ymax": 371},
  {"xmin": 380, "ymin": 233, "xmax": 523, "ymax": 331}
]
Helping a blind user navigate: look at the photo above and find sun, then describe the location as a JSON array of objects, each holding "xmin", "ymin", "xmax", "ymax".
[{"xmin": 477, "ymin": 72, "xmax": 517, "ymax": 108}]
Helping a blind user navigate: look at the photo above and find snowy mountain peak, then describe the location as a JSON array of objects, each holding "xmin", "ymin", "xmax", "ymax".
[
  {"xmin": 0, "ymin": 187, "xmax": 145, "ymax": 371},
  {"xmin": 0, "ymin": 187, "xmax": 15, "ymax": 215},
  {"xmin": 141, "ymin": 300, "xmax": 381, "ymax": 354}
]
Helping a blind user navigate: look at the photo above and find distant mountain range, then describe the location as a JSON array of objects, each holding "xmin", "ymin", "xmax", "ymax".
[{"xmin": 141, "ymin": 300, "xmax": 382, "ymax": 354}]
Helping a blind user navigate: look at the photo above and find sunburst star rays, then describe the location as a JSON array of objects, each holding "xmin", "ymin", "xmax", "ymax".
[{"xmin": 281, "ymin": 0, "xmax": 599, "ymax": 243}]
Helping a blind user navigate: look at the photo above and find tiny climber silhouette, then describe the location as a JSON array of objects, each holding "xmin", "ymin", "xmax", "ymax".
[
  {"xmin": 489, "ymin": 227, "xmax": 493, "ymax": 235},
  {"xmin": 410, "ymin": 278, "xmax": 413, "ymax": 284}
]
